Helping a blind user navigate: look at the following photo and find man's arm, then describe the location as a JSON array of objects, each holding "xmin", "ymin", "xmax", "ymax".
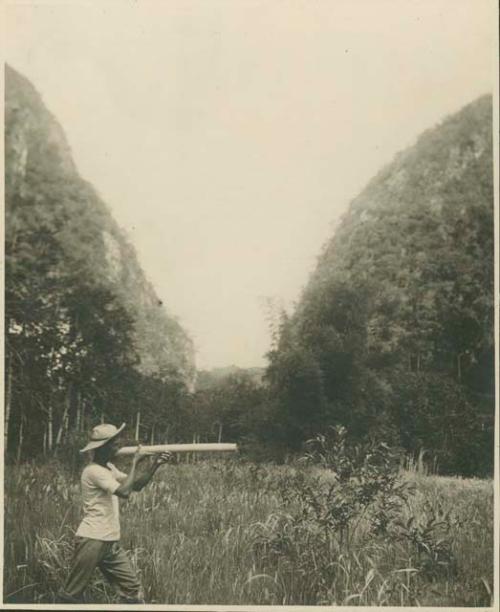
[
  {"xmin": 114, "ymin": 446, "xmax": 142, "ymax": 498},
  {"xmin": 114, "ymin": 451, "xmax": 173, "ymax": 497},
  {"xmin": 132, "ymin": 452, "xmax": 173, "ymax": 492}
]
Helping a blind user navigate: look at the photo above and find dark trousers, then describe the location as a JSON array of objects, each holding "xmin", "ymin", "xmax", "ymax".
[{"xmin": 59, "ymin": 537, "xmax": 144, "ymax": 603}]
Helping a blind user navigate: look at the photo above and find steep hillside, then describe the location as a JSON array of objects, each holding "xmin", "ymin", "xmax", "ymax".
[
  {"xmin": 5, "ymin": 65, "xmax": 195, "ymax": 455},
  {"xmin": 268, "ymin": 96, "xmax": 494, "ymax": 475},
  {"xmin": 302, "ymin": 95, "xmax": 493, "ymax": 383},
  {"xmin": 5, "ymin": 64, "xmax": 195, "ymax": 383}
]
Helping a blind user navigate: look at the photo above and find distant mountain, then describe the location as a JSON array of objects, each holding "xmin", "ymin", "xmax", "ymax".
[
  {"xmin": 196, "ymin": 366, "xmax": 265, "ymax": 391},
  {"xmin": 5, "ymin": 64, "xmax": 195, "ymax": 385}
]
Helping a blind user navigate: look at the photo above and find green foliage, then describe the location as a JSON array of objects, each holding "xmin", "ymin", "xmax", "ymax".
[
  {"xmin": 264, "ymin": 95, "xmax": 494, "ymax": 476},
  {"xmin": 248, "ymin": 435, "xmax": 488, "ymax": 605},
  {"xmin": 274, "ymin": 426, "xmax": 415, "ymax": 544},
  {"xmin": 388, "ymin": 370, "xmax": 489, "ymax": 476},
  {"xmin": 391, "ymin": 501, "xmax": 455, "ymax": 578},
  {"xmin": 5, "ymin": 65, "xmax": 194, "ymax": 459}
]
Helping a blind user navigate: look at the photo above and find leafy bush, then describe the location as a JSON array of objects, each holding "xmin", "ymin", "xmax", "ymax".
[{"xmin": 252, "ymin": 427, "xmax": 459, "ymax": 603}]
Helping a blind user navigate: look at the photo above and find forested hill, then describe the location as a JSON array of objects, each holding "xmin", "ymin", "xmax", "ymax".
[
  {"xmin": 5, "ymin": 65, "xmax": 195, "ymax": 458},
  {"xmin": 266, "ymin": 95, "xmax": 494, "ymax": 476}
]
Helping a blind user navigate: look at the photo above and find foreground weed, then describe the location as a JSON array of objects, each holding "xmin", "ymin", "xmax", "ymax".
[{"xmin": 250, "ymin": 427, "xmax": 461, "ymax": 604}]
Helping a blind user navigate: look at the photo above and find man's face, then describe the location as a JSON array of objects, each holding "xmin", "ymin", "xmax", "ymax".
[
  {"xmin": 101, "ymin": 438, "xmax": 120, "ymax": 460},
  {"xmin": 107, "ymin": 439, "xmax": 120, "ymax": 458}
]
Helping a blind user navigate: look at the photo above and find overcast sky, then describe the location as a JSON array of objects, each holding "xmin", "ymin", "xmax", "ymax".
[{"xmin": 5, "ymin": 0, "xmax": 496, "ymax": 369}]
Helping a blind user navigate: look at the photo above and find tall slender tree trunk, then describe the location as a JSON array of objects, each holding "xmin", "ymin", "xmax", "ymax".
[
  {"xmin": 135, "ymin": 410, "xmax": 141, "ymax": 440},
  {"xmin": 457, "ymin": 353, "xmax": 462, "ymax": 382},
  {"xmin": 16, "ymin": 415, "xmax": 24, "ymax": 464},
  {"xmin": 55, "ymin": 418, "xmax": 64, "ymax": 448},
  {"xmin": 47, "ymin": 405, "xmax": 53, "ymax": 453},
  {"xmin": 4, "ymin": 355, "xmax": 13, "ymax": 453},
  {"xmin": 64, "ymin": 386, "xmax": 71, "ymax": 435},
  {"xmin": 80, "ymin": 401, "xmax": 86, "ymax": 431},
  {"xmin": 72, "ymin": 389, "xmax": 80, "ymax": 433},
  {"xmin": 218, "ymin": 422, "xmax": 223, "ymax": 443},
  {"xmin": 56, "ymin": 386, "xmax": 71, "ymax": 448},
  {"xmin": 150, "ymin": 423, "xmax": 155, "ymax": 444},
  {"xmin": 75, "ymin": 402, "xmax": 81, "ymax": 433}
]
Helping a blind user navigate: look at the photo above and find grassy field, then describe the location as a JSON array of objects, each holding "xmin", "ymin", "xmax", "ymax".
[{"xmin": 3, "ymin": 458, "xmax": 494, "ymax": 606}]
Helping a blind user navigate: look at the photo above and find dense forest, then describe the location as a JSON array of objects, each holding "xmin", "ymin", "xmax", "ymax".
[
  {"xmin": 5, "ymin": 65, "xmax": 195, "ymax": 460},
  {"xmin": 4, "ymin": 67, "xmax": 494, "ymax": 476},
  {"xmin": 264, "ymin": 95, "xmax": 495, "ymax": 475}
]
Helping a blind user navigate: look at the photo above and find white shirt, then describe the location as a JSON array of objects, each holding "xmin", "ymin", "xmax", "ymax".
[{"xmin": 75, "ymin": 462, "xmax": 127, "ymax": 541}]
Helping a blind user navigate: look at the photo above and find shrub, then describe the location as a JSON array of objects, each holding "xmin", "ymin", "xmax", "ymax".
[{"xmin": 252, "ymin": 426, "xmax": 457, "ymax": 604}]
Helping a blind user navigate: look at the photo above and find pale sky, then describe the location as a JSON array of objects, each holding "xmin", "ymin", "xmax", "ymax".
[{"xmin": 4, "ymin": 0, "xmax": 496, "ymax": 369}]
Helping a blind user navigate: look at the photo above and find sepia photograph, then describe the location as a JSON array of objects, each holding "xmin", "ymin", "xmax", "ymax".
[{"xmin": 2, "ymin": 0, "xmax": 498, "ymax": 609}]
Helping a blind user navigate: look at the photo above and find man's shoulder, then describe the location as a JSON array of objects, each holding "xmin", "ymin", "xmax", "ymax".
[
  {"xmin": 82, "ymin": 462, "xmax": 108, "ymax": 473},
  {"xmin": 81, "ymin": 462, "xmax": 122, "ymax": 492},
  {"xmin": 107, "ymin": 462, "xmax": 127, "ymax": 481},
  {"xmin": 82, "ymin": 462, "xmax": 110, "ymax": 480}
]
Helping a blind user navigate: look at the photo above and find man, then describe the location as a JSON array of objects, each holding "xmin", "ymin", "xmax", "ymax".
[{"xmin": 58, "ymin": 422, "xmax": 173, "ymax": 604}]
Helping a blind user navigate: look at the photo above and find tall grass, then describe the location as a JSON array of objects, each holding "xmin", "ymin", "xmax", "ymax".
[{"xmin": 3, "ymin": 458, "xmax": 494, "ymax": 606}]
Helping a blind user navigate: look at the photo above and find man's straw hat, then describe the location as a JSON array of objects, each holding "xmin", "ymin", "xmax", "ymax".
[{"xmin": 80, "ymin": 423, "xmax": 126, "ymax": 453}]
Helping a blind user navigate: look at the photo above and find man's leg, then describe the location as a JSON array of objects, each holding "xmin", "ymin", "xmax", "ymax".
[
  {"xmin": 98, "ymin": 542, "xmax": 144, "ymax": 604},
  {"xmin": 58, "ymin": 538, "xmax": 108, "ymax": 603}
]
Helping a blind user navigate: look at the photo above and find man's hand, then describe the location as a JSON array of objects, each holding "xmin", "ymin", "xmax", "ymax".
[
  {"xmin": 132, "ymin": 444, "xmax": 142, "ymax": 468},
  {"xmin": 153, "ymin": 451, "xmax": 175, "ymax": 467},
  {"xmin": 126, "ymin": 450, "xmax": 175, "ymax": 493}
]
